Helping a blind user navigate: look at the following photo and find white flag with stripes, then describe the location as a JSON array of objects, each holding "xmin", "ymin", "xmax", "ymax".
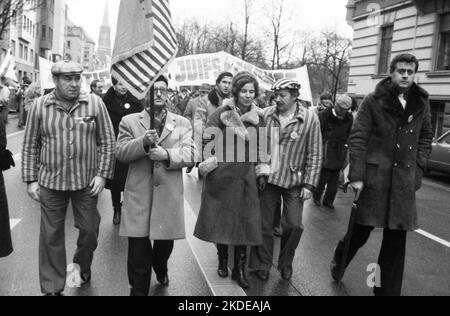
[{"xmin": 111, "ymin": 0, "xmax": 178, "ymax": 99}]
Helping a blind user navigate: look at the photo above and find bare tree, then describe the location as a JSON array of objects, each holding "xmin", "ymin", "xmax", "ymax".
[
  {"xmin": 240, "ymin": 0, "xmax": 254, "ymax": 61},
  {"xmin": 0, "ymin": 0, "xmax": 41, "ymax": 41}
]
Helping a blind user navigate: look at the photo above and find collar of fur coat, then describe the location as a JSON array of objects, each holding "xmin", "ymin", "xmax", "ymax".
[{"xmin": 220, "ymin": 99, "xmax": 263, "ymax": 128}]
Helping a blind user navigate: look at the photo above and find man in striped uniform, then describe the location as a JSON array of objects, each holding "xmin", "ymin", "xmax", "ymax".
[
  {"xmin": 22, "ymin": 61, "xmax": 116, "ymax": 296},
  {"xmin": 250, "ymin": 79, "xmax": 323, "ymax": 282}
]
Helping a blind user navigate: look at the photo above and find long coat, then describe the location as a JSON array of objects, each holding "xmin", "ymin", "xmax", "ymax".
[
  {"xmin": 0, "ymin": 118, "xmax": 13, "ymax": 258},
  {"xmin": 318, "ymin": 108, "xmax": 353, "ymax": 170},
  {"xmin": 103, "ymin": 88, "xmax": 143, "ymax": 192},
  {"xmin": 116, "ymin": 110, "xmax": 196, "ymax": 240},
  {"xmin": 349, "ymin": 78, "xmax": 433, "ymax": 231},
  {"xmin": 194, "ymin": 101, "xmax": 265, "ymax": 246}
]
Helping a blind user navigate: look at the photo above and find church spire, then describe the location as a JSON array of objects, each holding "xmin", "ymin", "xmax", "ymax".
[{"xmin": 101, "ymin": 1, "xmax": 110, "ymax": 27}]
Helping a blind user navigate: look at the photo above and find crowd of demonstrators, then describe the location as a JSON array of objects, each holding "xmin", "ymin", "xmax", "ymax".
[
  {"xmin": 2, "ymin": 52, "xmax": 430, "ymax": 297},
  {"xmin": 314, "ymin": 95, "xmax": 354, "ymax": 209},
  {"xmin": 0, "ymin": 117, "xmax": 13, "ymax": 259},
  {"xmin": 331, "ymin": 54, "xmax": 433, "ymax": 297},
  {"xmin": 16, "ymin": 77, "xmax": 32, "ymax": 129},
  {"xmin": 103, "ymin": 77, "xmax": 143, "ymax": 226},
  {"xmin": 21, "ymin": 61, "xmax": 116, "ymax": 296},
  {"xmin": 116, "ymin": 75, "xmax": 196, "ymax": 296},
  {"xmin": 194, "ymin": 72, "xmax": 268, "ymax": 289}
]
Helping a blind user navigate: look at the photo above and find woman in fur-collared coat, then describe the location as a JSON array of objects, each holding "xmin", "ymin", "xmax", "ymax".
[
  {"xmin": 194, "ymin": 72, "xmax": 269, "ymax": 290},
  {"xmin": 0, "ymin": 117, "xmax": 13, "ymax": 258}
]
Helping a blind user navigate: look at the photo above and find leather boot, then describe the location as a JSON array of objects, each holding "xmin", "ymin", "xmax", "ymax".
[
  {"xmin": 217, "ymin": 244, "xmax": 229, "ymax": 278},
  {"xmin": 231, "ymin": 246, "xmax": 250, "ymax": 289},
  {"xmin": 113, "ymin": 206, "xmax": 122, "ymax": 226}
]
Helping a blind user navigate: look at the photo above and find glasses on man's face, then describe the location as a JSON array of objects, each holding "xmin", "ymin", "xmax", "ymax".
[
  {"xmin": 396, "ymin": 69, "xmax": 415, "ymax": 76},
  {"xmin": 154, "ymin": 88, "xmax": 168, "ymax": 95}
]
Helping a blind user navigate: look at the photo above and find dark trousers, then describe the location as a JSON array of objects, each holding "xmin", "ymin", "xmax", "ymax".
[
  {"xmin": 334, "ymin": 224, "xmax": 407, "ymax": 296},
  {"xmin": 111, "ymin": 190, "xmax": 122, "ymax": 209},
  {"xmin": 39, "ymin": 187, "xmax": 100, "ymax": 294},
  {"xmin": 250, "ymin": 184, "xmax": 304, "ymax": 272},
  {"xmin": 314, "ymin": 168, "xmax": 340, "ymax": 205},
  {"xmin": 128, "ymin": 238, "xmax": 174, "ymax": 296}
]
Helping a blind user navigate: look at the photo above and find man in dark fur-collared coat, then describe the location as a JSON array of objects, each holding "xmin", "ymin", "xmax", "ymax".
[{"xmin": 331, "ymin": 54, "xmax": 433, "ymax": 296}]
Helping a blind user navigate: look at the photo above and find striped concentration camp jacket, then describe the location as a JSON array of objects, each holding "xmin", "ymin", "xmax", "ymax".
[
  {"xmin": 264, "ymin": 102, "xmax": 323, "ymax": 191},
  {"xmin": 22, "ymin": 92, "xmax": 116, "ymax": 191}
]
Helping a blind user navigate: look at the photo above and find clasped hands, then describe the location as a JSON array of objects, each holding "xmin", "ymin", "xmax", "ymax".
[{"xmin": 144, "ymin": 129, "xmax": 168, "ymax": 162}]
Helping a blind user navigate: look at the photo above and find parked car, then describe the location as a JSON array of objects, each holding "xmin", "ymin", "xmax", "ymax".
[{"xmin": 428, "ymin": 131, "xmax": 450, "ymax": 175}]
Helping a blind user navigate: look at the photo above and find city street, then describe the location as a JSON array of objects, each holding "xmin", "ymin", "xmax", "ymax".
[{"xmin": 1, "ymin": 114, "xmax": 449, "ymax": 296}]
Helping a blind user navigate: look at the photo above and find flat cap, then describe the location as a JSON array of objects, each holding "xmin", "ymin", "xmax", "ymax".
[
  {"xmin": 271, "ymin": 78, "xmax": 301, "ymax": 91},
  {"xmin": 335, "ymin": 95, "xmax": 353, "ymax": 110},
  {"xmin": 199, "ymin": 83, "xmax": 211, "ymax": 92},
  {"xmin": 51, "ymin": 60, "xmax": 83, "ymax": 76}
]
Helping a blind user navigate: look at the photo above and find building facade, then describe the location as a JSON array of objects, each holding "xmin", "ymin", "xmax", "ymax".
[
  {"xmin": 65, "ymin": 21, "xmax": 96, "ymax": 71},
  {"xmin": 0, "ymin": 0, "xmax": 68, "ymax": 83},
  {"xmin": 347, "ymin": 0, "xmax": 450, "ymax": 137}
]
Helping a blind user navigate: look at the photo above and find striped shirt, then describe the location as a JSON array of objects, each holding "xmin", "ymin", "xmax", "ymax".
[
  {"xmin": 22, "ymin": 92, "xmax": 116, "ymax": 191},
  {"xmin": 264, "ymin": 102, "xmax": 323, "ymax": 190}
]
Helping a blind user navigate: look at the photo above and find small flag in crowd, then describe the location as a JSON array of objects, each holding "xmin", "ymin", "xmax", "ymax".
[
  {"xmin": 0, "ymin": 50, "xmax": 18, "ymax": 82},
  {"xmin": 111, "ymin": 0, "xmax": 178, "ymax": 99}
]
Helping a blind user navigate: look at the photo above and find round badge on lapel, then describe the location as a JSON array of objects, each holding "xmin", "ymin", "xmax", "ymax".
[
  {"xmin": 124, "ymin": 103, "xmax": 131, "ymax": 110},
  {"xmin": 166, "ymin": 123, "xmax": 175, "ymax": 132},
  {"xmin": 291, "ymin": 132, "xmax": 299, "ymax": 140}
]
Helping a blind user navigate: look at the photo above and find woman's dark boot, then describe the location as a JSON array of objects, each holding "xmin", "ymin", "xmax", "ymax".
[
  {"xmin": 217, "ymin": 244, "xmax": 229, "ymax": 278},
  {"xmin": 232, "ymin": 246, "xmax": 250, "ymax": 289}
]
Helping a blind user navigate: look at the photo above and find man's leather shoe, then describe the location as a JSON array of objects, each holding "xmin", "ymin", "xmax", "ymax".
[
  {"xmin": 113, "ymin": 208, "xmax": 121, "ymax": 226},
  {"xmin": 281, "ymin": 267, "xmax": 293, "ymax": 280},
  {"xmin": 273, "ymin": 226, "xmax": 283, "ymax": 237},
  {"xmin": 44, "ymin": 293, "xmax": 63, "ymax": 296},
  {"xmin": 157, "ymin": 274, "xmax": 169, "ymax": 286},
  {"xmin": 254, "ymin": 270, "xmax": 270, "ymax": 282},
  {"xmin": 313, "ymin": 199, "xmax": 322, "ymax": 207},
  {"xmin": 323, "ymin": 202, "xmax": 335, "ymax": 210}
]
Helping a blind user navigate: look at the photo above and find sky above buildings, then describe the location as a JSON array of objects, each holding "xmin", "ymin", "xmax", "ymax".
[{"xmin": 66, "ymin": 0, "xmax": 353, "ymax": 47}]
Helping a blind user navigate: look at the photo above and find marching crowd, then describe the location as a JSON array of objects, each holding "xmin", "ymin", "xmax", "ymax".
[{"xmin": 0, "ymin": 52, "xmax": 433, "ymax": 297}]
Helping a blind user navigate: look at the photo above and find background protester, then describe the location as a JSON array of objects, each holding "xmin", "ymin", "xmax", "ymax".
[
  {"xmin": 331, "ymin": 54, "xmax": 433, "ymax": 296},
  {"xmin": 315, "ymin": 92, "xmax": 334, "ymax": 115},
  {"xmin": 314, "ymin": 95, "xmax": 354, "ymax": 209},
  {"xmin": 0, "ymin": 117, "xmax": 13, "ymax": 258},
  {"xmin": 103, "ymin": 77, "xmax": 143, "ymax": 225},
  {"xmin": 17, "ymin": 77, "xmax": 32, "ymax": 129},
  {"xmin": 249, "ymin": 79, "xmax": 323, "ymax": 283},
  {"xmin": 116, "ymin": 75, "xmax": 196, "ymax": 296},
  {"xmin": 22, "ymin": 83, "xmax": 42, "ymax": 128},
  {"xmin": 194, "ymin": 72, "xmax": 233, "ymax": 163},
  {"xmin": 90, "ymin": 80, "xmax": 105, "ymax": 97},
  {"xmin": 22, "ymin": 61, "xmax": 116, "ymax": 296},
  {"xmin": 0, "ymin": 77, "xmax": 10, "ymax": 125},
  {"xmin": 194, "ymin": 72, "xmax": 268, "ymax": 290}
]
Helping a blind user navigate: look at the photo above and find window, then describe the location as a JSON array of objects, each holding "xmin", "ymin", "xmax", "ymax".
[
  {"xmin": 437, "ymin": 13, "xmax": 450, "ymax": 71},
  {"xmin": 378, "ymin": 25, "xmax": 394, "ymax": 74},
  {"xmin": 19, "ymin": 44, "xmax": 24, "ymax": 59},
  {"xmin": 42, "ymin": 25, "xmax": 46, "ymax": 39},
  {"xmin": 11, "ymin": 40, "xmax": 16, "ymax": 56}
]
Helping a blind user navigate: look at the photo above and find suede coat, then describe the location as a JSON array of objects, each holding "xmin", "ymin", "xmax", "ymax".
[
  {"xmin": 194, "ymin": 100, "xmax": 265, "ymax": 246},
  {"xmin": 0, "ymin": 118, "xmax": 12, "ymax": 258},
  {"xmin": 349, "ymin": 78, "xmax": 433, "ymax": 231},
  {"xmin": 116, "ymin": 110, "xmax": 197, "ymax": 240}
]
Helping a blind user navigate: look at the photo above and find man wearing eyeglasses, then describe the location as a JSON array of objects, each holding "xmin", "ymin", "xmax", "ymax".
[
  {"xmin": 116, "ymin": 75, "xmax": 197, "ymax": 296},
  {"xmin": 330, "ymin": 54, "xmax": 433, "ymax": 296}
]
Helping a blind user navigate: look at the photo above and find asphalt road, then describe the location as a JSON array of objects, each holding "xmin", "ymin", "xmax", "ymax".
[{"xmin": 1, "ymin": 114, "xmax": 449, "ymax": 296}]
